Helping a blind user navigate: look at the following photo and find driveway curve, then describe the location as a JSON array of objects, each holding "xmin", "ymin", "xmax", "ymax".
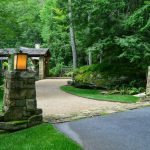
[{"xmin": 36, "ymin": 79, "xmax": 149, "ymax": 122}]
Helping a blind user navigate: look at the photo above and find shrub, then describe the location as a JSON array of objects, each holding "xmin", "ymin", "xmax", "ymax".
[
  {"xmin": 65, "ymin": 71, "xmax": 73, "ymax": 77},
  {"xmin": 73, "ymin": 64, "xmax": 108, "ymax": 89},
  {"xmin": 118, "ymin": 87, "xmax": 145, "ymax": 95},
  {"xmin": 49, "ymin": 63, "xmax": 64, "ymax": 77},
  {"xmin": 2, "ymin": 62, "xmax": 8, "ymax": 69},
  {"xmin": 73, "ymin": 64, "xmax": 146, "ymax": 92}
]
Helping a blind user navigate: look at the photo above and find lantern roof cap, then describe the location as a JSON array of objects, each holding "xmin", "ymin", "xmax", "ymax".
[
  {"xmin": 0, "ymin": 57, "xmax": 8, "ymax": 60},
  {"xmin": 0, "ymin": 47, "xmax": 50, "ymax": 57}
]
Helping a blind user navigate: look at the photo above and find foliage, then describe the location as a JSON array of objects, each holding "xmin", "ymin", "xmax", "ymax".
[
  {"xmin": 49, "ymin": 63, "xmax": 64, "ymax": 77},
  {"xmin": 125, "ymin": 4, "xmax": 150, "ymax": 32},
  {"xmin": 109, "ymin": 87, "xmax": 145, "ymax": 95},
  {"xmin": 65, "ymin": 71, "xmax": 74, "ymax": 77},
  {"xmin": 0, "ymin": 0, "xmax": 42, "ymax": 48},
  {"xmin": 61, "ymin": 86, "xmax": 139, "ymax": 103},
  {"xmin": 121, "ymin": 87, "xmax": 144, "ymax": 95},
  {"xmin": 0, "ymin": 123, "xmax": 83, "ymax": 150},
  {"xmin": 2, "ymin": 62, "xmax": 8, "ymax": 69},
  {"xmin": 73, "ymin": 64, "xmax": 107, "ymax": 88},
  {"xmin": 73, "ymin": 64, "xmax": 146, "ymax": 90},
  {"xmin": 40, "ymin": 0, "xmax": 71, "ymax": 69},
  {"xmin": 0, "ymin": 0, "xmax": 149, "ymax": 81}
]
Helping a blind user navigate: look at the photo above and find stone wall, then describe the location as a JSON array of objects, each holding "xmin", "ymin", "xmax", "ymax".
[{"xmin": 0, "ymin": 71, "xmax": 43, "ymax": 131}]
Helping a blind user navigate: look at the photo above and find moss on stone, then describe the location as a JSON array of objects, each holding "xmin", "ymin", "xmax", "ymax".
[
  {"xmin": 8, "ymin": 120, "xmax": 28, "ymax": 125},
  {"xmin": 0, "ymin": 112, "xmax": 4, "ymax": 115}
]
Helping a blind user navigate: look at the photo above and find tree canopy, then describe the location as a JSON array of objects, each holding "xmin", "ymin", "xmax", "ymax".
[{"xmin": 0, "ymin": 0, "xmax": 150, "ymax": 79}]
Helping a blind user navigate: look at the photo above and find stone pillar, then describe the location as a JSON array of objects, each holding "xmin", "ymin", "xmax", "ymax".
[
  {"xmin": 8, "ymin": 56, "xmax": 12, "ymax": 71},
  {"xmin": 143, "ymin": 66, "xmax": 150, "ymax": 101},
  {"xmin": 146, "ymin": 66, "xmax": 150, "ymax": 96},
  {"xmin": 39, "ymin": 57, "xmax": 45, "ymax": 80},
  {"xmin": 0, "ymin": 71, "xmax": 43, "ymax": 131}
]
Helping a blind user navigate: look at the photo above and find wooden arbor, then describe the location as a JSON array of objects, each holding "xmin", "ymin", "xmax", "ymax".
[{"xmin": 0, "ymin": 48, "xmax": 50, "ymax": 80}]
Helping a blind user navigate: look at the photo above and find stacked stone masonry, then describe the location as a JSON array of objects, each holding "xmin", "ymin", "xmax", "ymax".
[
  {"xmin": 142, "ymin": 66, "xmax": 150, "ymax": 101},
  {"xmin": 146, "ymin": 67, "xmax": 150, "ymax": 96},
  {"xmin": 0, "ymin": 71, "xmax": 43, "ymax": 131}
]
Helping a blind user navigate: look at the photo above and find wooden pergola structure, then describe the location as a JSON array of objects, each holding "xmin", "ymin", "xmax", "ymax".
[{"xmin": 0, "ymin": 47, "xmax": 50, "ymax": 79}]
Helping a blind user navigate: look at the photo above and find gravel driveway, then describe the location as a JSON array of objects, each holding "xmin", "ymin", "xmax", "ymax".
[{"xmin": 36, "ymin": 79, "xmax": 150, "ymax": 122}]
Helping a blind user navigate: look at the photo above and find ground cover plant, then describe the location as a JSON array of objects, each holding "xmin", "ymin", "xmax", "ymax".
[
  {"xmin": 61, "ymin": 86, "xmax": 139, "ymax": 103},
  {"xmin": 0, "ymin": 123, "xmax": 83, "ymax": 150}
]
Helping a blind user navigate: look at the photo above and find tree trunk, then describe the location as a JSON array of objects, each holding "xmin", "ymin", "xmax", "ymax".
[
  {"xmin": 88, "ymin": 51, "xmax": 92, "ymax": 65},
  {"xmin": 68, "ymin": 0, "xmax": 77, "ymax": 69},
  {"xmin": 100, "ymin": 51, "xmax": 103, "ymax": 64}
]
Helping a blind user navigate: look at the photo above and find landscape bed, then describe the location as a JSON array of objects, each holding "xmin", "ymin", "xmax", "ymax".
[{"xmin": 61, "ymin": 86, "xmax": 140, "ymax": 103}]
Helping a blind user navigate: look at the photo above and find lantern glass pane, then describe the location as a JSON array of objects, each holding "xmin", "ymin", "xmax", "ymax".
[
  {"xmin": 14, "ymin": 55, "xmax": 17, "ymax": 70},
  {"xmin": 16, "ymin": 54, "xmax": 27, "ymax": 70}
]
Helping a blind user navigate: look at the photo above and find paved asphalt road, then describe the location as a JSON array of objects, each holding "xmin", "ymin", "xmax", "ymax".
[{"xmin": 55, "ymin": 107, "xmax": 150, "ymax": 150}]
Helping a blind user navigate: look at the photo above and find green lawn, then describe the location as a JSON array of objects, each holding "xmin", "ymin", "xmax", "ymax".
[
  {"xmin": 0, "ymin": 90, "xmax": 82, "ymax": 150},
  {"xmin": 61, "ymin": 86, "xmax": 140, "ymax": 103},
  {"xmin": 0, "ymin": 123, "xmax": 82, "ymax": 150}
]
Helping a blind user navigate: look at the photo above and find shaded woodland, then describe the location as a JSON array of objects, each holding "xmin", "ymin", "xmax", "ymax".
[{"xmin": 0, "ymin": 0, "xmax": 150, "ymax": 86}]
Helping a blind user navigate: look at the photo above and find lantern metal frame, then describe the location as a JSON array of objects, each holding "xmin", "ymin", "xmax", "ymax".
[{"xmin": 14, "ymin": 50, "xmax": 28, "ymax": 71}]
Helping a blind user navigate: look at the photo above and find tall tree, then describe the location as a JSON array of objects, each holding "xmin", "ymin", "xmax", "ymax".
[
  {"xmin": 68, "ymin": 0, "xmax": 77, "ymax": 69},
  {"xmin": 40, "ymin": 0, "xmax": 71, "ymax": 68}
]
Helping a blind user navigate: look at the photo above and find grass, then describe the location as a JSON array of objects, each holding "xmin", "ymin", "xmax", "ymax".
[
  {"xmin": 61, "ymin": 85, "xmax": 140, "ymax": 103},
  {"xmin": 0, "ymin": 89, "xmax": 82, "ymax": 150},
  {"xmin": 0, "ymin": 123, "xmax": 83, "ymax": 150}
]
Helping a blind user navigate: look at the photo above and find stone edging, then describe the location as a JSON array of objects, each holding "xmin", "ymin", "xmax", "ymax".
[{"xmin": 43, "ymin": 102, "xmax": 150, "ymax": 123}]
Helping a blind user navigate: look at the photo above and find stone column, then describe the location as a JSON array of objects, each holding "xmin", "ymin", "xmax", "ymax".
[
  {"xmin": 0, "ymin": 71, "xmax": 43, "ymax": 131},
  {"xmin": 143, "ymin": 66, "xmax": 150, "ymax": 101},
  {"xmin": 39, "ymin": 57, "xmax": 45, "ymax": 80},
  {"xmin": 8, "ymin": 56, "xmax": 12, "ymax": 71}
]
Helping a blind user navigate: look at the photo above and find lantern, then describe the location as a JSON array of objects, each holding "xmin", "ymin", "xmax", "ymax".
[{"xmin": 14, "ymin": 51, "xmax": 28, "ymax": 70}]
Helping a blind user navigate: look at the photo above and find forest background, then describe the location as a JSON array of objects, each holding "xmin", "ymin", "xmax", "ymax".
[{"xmin": 0, "ymin": 0, "xmax": 150, "ymax": 90}]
